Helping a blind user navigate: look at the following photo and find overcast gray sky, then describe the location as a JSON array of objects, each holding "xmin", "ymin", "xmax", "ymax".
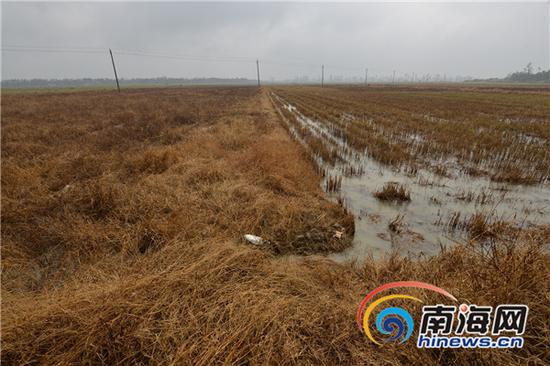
[{"xmin": 2, "ymin": 2, "xmax": 549, "ymax": 80}]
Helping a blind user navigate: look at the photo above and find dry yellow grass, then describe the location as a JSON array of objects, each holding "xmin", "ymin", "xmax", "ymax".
[{"xmin": 1, "ymin": 86, "xmax": 549, "ymax": 365}]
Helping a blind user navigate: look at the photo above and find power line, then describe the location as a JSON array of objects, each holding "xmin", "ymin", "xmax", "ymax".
[
  {"xmin": 2, "ymin": 46, "xmax": 256, "ymax": 64},
  {"xmin": 113, "ymin": 50, "xmax": 255, "ymax": 63},
  {"xmin": 2, "ymin": 45, "xmax": 414, "ymax": 82},
  {"xmin": 2, "ymin": 45, "xmax": 396, "ymax": 74},
  {"xmin": 2, "ymin": 46, "xmax": 105, "ymax": 55}
]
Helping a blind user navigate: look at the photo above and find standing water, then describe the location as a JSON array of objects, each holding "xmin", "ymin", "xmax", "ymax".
[{"xmin": 271, "ymin": 93, "xmax": 550, "ymax": 261}]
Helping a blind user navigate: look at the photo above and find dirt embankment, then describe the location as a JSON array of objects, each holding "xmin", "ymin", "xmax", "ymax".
[{"xmin": 1, "ymin": 87, "xmax": 548, "ymax": 365}]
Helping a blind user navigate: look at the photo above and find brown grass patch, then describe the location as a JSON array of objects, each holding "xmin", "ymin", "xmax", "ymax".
[
  {"xmin": 373, "ymin": 182, "xmax": 411, "ymax": 202},
  {"xmin": 1, "ymin": 87, "xmax": 353, "ymax": 291},
  {"xmin": 2, "ymin": 225, "xmax": 548, "ymax": 365}
]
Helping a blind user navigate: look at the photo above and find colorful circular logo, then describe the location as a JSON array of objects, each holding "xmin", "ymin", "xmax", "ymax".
[{"xmin": 356, "ymin": 281, "xmax": 457, "ymax": 345}]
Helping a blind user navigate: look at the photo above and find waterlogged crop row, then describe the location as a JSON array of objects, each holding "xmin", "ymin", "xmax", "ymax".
[{"xmin": 272, "ymin": 86, "xmax": 550, "ymax": 185}]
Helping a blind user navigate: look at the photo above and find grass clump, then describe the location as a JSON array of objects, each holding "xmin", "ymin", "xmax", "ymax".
[{"xmin": 373, "ymin": 182, "xmax": 411, "ymax": 202}]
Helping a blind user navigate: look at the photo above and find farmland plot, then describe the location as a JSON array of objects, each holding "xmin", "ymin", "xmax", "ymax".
[
  {"xmin": 1, "ymin": 86, "xmax": 549, "ymax": 365},
  {"xmin": 271, "ymin": 85, "xmax": 550, "ymax": 259}
]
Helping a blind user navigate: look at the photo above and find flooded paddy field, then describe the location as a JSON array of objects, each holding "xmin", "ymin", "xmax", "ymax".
[{"xmin": 270, "ymin": 85, "xmax": 550, "ymax": 260}]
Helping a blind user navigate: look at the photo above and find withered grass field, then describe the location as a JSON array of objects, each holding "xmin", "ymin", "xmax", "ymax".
[{"xmin": 1, "ymin": 86, "xmax": 549, "ymax": 365}]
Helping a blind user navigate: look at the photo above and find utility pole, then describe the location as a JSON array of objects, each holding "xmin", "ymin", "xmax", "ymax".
[
  {"xmin": 109, "ymin": 49, "xmax": 120, "ymax": 93},
  {"xmin": 392, "ymin": 70, "xmax": 396, "ymax": 84},
  {"xmin": 256, "ymin": 59, "xmax": 261, "ymax": 87},
  {"xmin": 364, "ymin": 68, "xmax": 368, "ymax": 86},
  {"xmin": 321, "ymin": 64, "xmax": 324, "ymax": 87}
]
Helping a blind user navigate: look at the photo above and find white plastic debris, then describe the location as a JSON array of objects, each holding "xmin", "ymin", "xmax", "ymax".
[
  {"xmin": 333, "ymin": 230, "xmax": 345, "ymax": 239},
  {"xmin": 244, "ymin": 234, "xmax": 264, "ymax": 245},
  {"xmin": 61, "ymin": 184, "xmax": 72, "ymax": 194}
]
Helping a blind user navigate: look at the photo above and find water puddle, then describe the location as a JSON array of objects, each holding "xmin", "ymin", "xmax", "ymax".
[{"xmin": 271, "ymin": 92, "xmax": 550, "ymax": 261}]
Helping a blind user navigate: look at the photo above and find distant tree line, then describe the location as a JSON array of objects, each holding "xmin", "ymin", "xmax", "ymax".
[
  {"xmin": 468, "ymin": 62, "xmax": 549, "ymax": 83},
  {"xmin": 504, "ymin": 62, "xmax": 549, "ymax": 83},
  {"xmin": 1, "ymin": 77, "xmax": 256, "ymax": 89}
]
